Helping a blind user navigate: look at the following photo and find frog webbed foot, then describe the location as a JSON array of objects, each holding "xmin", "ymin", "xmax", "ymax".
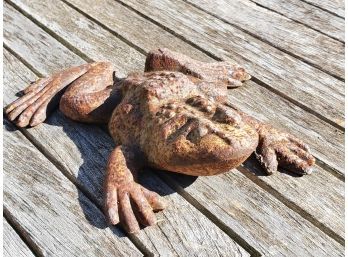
[
  {"xmin": 104, "ymin": 146, "xmax": 167, "ymax": 234},
  {"xmin": 106, "ymin": 180, "xmax": 167, "ymax": 233},
  {"xmin": 255, "ymin": 125, "xmax": 315, "ymax": 175}
]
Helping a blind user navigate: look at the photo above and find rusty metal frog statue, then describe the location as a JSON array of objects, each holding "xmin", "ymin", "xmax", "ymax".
[{"xmin": 5, "ymin": 49, "xmax": 315, "ymax": 233}]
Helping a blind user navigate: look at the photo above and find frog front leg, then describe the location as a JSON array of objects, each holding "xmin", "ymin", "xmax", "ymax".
[
  {"xmin": 104, "ymin": 145, "xmax": 167, "ymax": 233},
  {"xmin": 255, "ymin": 124, "xmax": 315, "ymax": 175},
  {"xmin": 225, "ymin": 103, "xmax": 315, "ymax": 175}
]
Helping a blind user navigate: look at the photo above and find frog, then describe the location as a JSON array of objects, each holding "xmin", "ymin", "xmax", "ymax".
[{"xmin": 5, "ymin": 48, "xmax": 315, "ymax": 234}]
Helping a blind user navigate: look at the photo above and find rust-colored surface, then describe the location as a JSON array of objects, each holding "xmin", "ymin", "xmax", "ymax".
[{"xmin": 5, "ymin": 48, "xmax": 315, "ymax": 233}]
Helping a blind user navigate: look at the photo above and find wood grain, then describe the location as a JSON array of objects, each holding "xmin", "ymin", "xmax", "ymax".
[
  {"xmin": 300, "ymin": 0, "xmax": 344, "ymax": 18},
  {"xmin": 162, "ymin": 171, "xmax": 344, "ymax": 256},
  {"xmin": 246, "ymin": 0, "xmax": 344, "ymax": 42},
  {"xmin": 4, "ymin": 121, "xmax": 142, "ymax": 257},
  {"xmin": 5, "ymin": 1, "xmax": 144, "ymax": 78},
  {"xmin": 185, "ymin": 0, "xmax": 344, "ymax": 78},
  {"xmin": 100, "ymin": 0, "xmax": 344, "ymax": 128},
  {"xmin": 240, "ymin": 158, "xmax": 344, "ymax": 239},
  {"xmin": 3, "ymin": 0, "xmax": 344, "ymax": 239},
  {"xmin": 3, "ymin": 218, "xmax": 36, "ymax": 257},
  {"xmin": 3, "ymin": 40, "xmax": 250, "ymax": 257}
]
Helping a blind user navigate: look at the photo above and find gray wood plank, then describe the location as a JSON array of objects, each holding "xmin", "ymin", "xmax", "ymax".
[
  {"xmin": 5, "ymin": 1, "xmax": 144, "ymax": 78},
  {"xmin": 129, "ymin": 0, "xmax": 344, "ymax": 79},
  {"xmin": 161, "ymin": 171, "xmax": 344, "ymax": 256},
  {"xmin": 246, "ymin": 0, "xmax": 344, "ymax": 42},
  {"xmin": 71, "ymin": 0, "xmax": 345, "ymax": 129},
  {"xmin": 3, "ymin": 0, "xmax": 344, "ymax": 240},
  {"xmin": 3, "ymin": 20, "xmax": 251, "ymax": 257},
  {"xmin": 186, "ymin": 0, "xmax": 345, "ymax": 75},
  {"xmin": 3, "ymin": 218, "xmax": 36, "ymax": 257},
  {"xmin": 300, "ymin": 0, "xmax": 344, "ymax": 18},
  {"xmin": 4, "ymin": 122, "xmax": 142, "ymax": 257},
  {"xmin": 241, "ymin": 159, "xmax": 344, "ymax": 240},
  {"xmin": 63, "ymin": 0, "xmax": 345, "ymax": 240}
]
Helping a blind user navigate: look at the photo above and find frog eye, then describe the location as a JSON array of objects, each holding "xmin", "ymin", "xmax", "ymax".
[
  {"xmin": 164, "ymin": 102, "xmax": 178, "ymax": 109},
  {"xmin": 186, "ymin": 96, "xmax": 216, "ymax": 114},
  {"xmin": 212, "ymin": 106, "xmax": 242, "ymax": 125},
  {"xmin": 186, "ymin": 125, "xmax": 209, "ymax": 144}
]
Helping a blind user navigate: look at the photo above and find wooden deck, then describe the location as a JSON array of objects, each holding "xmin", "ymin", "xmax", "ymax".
[{"xmin": 3, "ymin": 0, "xmax": 344, "ymax": 256}]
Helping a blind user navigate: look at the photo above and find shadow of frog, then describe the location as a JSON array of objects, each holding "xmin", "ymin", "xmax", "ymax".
[{"xmin": 9, "ymin": 110, "xmax": 197, "ymax": 237}]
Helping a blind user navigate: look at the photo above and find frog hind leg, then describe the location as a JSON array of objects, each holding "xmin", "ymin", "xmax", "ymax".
[
  {"xmin": 145, "ymin": 48, "xmax": 251, "ymax": 88},
  {"xmin": 59, "ymin": 62, "xmax": 122, "ymax": 124},
  {"xmin": 5, "ymin": 62, "xmax": 121, "ymax": 127}
]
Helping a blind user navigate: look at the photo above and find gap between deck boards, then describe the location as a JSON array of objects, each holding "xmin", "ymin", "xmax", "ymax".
[
  {"xmin": 3, "ymin": 212, "xmax": 41, "ymax": 257},
  {"xmin": 299, "ymin": 0, "xmax": 344, "ymax": 19}
]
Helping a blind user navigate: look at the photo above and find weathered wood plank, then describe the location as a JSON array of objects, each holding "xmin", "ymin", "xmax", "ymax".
[
  {"xmin": 4, "ymin": 121, "xmax": 142, "ymax": 257},
  {"xmin": 5, "ymin": 1, "xmax": 144, "ymax": 78},
  {"xmin": 3, "ymin": 22, "xmax": 251, "ymax": 257},
  {"xmin": 59, "ymin": 0, "xmax": 345, "ymax": 174},
  {"xmin": 64, "ymin": 0, "xmax": 344, "ymax": 239},
  {"xmin": 129, "ymin": 0, "xmax": 344, "ymax": 79},
  {"xmin": 241, "ymin": 158, "xmax": 344, "ymax": 240},
  {"xmin": 161, "ymin": 171, "xmax": 344, "ymax": 256},
  {"xmin": 3, "ymin": 218, "xmax": 36, "ymax": 257},
  {"xmin": 186, "ymin": 0, "xmax": 344, "ymax": 77},
  {"xmin": 76, "ymin": 0, "xmax": 345, "ymax": 128},
  {"xmin": 300, "ymin": 0, "xmax": 344, "ymax": 18},
  {"xmin": 3, "ymin": 0, "xmax": 344, "ymax": 240},
  {"xmin": 247, "ymin": 0, "xmax": 344, "ymax": 42}
]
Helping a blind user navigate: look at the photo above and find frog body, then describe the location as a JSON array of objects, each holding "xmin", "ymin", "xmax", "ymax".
[{"xmin": 5, "ymin": 48, "xmax": 315, "ymax": 233}]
